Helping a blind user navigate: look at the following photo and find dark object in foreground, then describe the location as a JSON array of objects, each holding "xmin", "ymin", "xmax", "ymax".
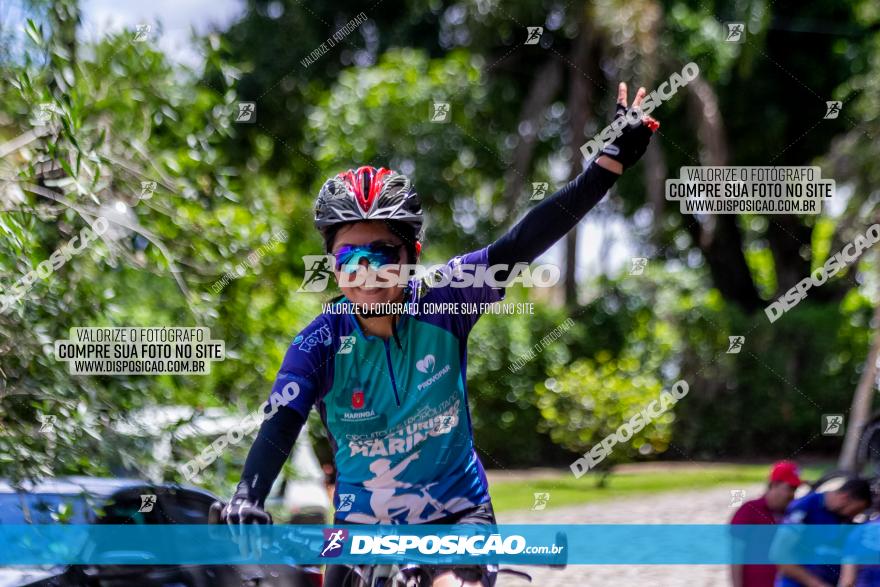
[{"xmin": 0, "ymin": 476, "xmax": 320, "ymax": 587}]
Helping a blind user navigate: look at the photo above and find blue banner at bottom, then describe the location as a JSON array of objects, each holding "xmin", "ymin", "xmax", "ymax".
[{"xmin": 0, "ymin": 525, "xmax": 878, "ymax": 565}]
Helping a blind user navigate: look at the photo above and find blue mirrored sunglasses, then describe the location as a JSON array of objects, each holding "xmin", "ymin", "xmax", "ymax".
[{"xmin": 333, "ymin": 241, "xmax": 404, "ymax": 273}]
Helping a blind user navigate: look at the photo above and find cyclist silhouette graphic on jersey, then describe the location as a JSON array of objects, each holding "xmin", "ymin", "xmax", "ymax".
[
  {"xmin": 364, "ymin": 452, "xmax": 428, "ymax": 522},
  {"xmin": 343, "ymin": 450, "xmax": 475, "ymax": 524}
]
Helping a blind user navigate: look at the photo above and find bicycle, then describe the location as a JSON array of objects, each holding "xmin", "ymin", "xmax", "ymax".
[{"xmin": 208, "ymin": 500, "xmax": 568, "ymax": 586}]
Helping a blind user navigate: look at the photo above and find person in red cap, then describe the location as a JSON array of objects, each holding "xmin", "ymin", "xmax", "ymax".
[{"xmin": 730, "ymin": 461, "xmax": 803, "ymax": 587}]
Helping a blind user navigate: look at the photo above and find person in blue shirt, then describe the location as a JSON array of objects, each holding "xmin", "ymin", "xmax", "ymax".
[
  {"xmin": 214, "ymin": 82, "xmax": 660, "ymax": 587},
  {"xmin": 774, "ymin": 478, "xmax": 872, "ymax": 587},
  {"xmin": 840, "ymin": 514, "xmax": 880, "ymax": 587}
]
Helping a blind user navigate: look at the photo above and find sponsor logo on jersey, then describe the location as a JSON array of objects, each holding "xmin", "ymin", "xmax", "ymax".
[
  {"xmin": 418, "ymin": 364, "xmax": 451, "ymax": 391},
  {"xmin": 294, "ymin": 324, "xmax": 333, "ymax": 352},
  {"xmin": 416, "ymin": 354, "xmax": 436, "ymax": 373}
]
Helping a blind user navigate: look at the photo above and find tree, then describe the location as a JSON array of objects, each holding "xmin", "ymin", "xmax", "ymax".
[{"xmin": 839, "ymin": 297, "xmax": 880, "ymax": 470}]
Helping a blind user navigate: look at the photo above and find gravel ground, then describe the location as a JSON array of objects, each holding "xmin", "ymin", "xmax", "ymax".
[{"xmin": 494, "ymin": 482, "xmax": 765, "ymax": 586}]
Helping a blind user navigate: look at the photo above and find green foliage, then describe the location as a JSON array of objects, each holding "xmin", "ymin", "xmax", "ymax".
[
  {"xmin": 304, "ymin": 47, "xmax": 510, "ymax": 260},
  {"xmin": 606, "ymin": 266, "xmax": 876, "ymax": 460},
  {"xmin": 530, "ymin": 283, "xmax": 681, "ymax": 468},
  {"xmin": 536, "ymin": 358, "xmax": 672, "ymax": 464},
  {"xmin": 0, "ymin": 20, "xmax": 317, "ymax": 486}
]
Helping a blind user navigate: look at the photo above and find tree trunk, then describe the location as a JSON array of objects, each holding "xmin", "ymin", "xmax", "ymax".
[
  {"xmin": 766, "ymin": 216, "xmax": 812, "ymax": 296},
  {"xmin": 644, "ymin": 133, "xmax": 667, "ymax": 237},
  {"xmin": 563, "ymin": 19, "xmax": 596, "ymax": 307},
  {"xmin": 501, "ymin": 59, "xmax": 564, "ymax": 220},
  {"xmin": 684, "ymin": 78, "xmax": 763, "ymax": 313},
  {"xmin": 838, "ymin": 299, "xmax": 880, "ymax": 471}
]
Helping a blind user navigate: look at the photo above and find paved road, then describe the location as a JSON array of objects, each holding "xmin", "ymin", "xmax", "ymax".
[{"xmin": 495, "ymin": 482, "xmax": 765, "ymax": 586}]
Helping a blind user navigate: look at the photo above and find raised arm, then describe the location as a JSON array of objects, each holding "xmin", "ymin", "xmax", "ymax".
[{"xmin": 488, "ymin": 82, "xmax": 658, "ymax": 269}]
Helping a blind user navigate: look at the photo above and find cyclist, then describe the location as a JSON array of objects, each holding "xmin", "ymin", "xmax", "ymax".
[{"xmin": 216, "ymin": 82, "xmax": 659, "ymax": 586}]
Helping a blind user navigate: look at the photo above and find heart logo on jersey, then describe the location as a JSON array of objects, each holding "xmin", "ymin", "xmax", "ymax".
[
  {"xmin": 416, "ymin": 354, "xmax": 436, "ymax": 374},
  {"xmin": 352, "ymin": 389, "xmax": 365, "ymax": 409}
]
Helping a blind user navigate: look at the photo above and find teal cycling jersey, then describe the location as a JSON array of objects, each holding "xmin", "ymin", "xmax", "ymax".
[{"xmin": 275, "ymin": 247, "xmax": 503, "ymax": 523}]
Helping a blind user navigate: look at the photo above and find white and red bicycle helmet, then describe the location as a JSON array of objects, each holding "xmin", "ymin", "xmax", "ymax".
[{"xmin": 314, "ymin": 166, "xmax": 423, "ymax": 237}]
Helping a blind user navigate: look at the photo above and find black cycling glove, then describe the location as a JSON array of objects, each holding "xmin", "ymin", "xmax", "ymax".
[
  {"xmin": 598, "ymin": 104, "xmax": 657, "ymax": 170},
  {"xmin": 209, "ymin": 481, "xmax": 273, "ymax": 558},
  {"xmin": 215, "ymin": 481, "xmax": 273, "ymax": 526}
]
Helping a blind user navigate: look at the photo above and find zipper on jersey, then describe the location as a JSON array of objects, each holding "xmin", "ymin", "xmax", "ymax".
[{"xmin": 383, "ymin": 339, "xmax": 401, "ymax": 406}]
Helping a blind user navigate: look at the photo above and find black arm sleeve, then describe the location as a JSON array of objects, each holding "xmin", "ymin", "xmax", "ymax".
[
  {"xmin": 487, "ymin": 162, "xmax": 619, "ymax": 268},
  {"xmin": 239, "ymin": 406, "xmax": 305, "ymax": 505}
]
